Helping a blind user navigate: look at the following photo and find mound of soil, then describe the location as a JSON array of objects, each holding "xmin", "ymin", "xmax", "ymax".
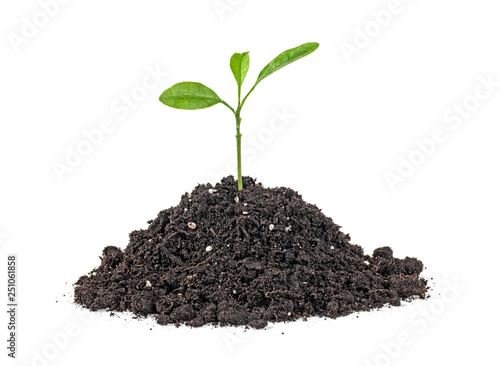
[{"xmin": 74, "ymin": 176, "xmax": 427, "ymax": 328}]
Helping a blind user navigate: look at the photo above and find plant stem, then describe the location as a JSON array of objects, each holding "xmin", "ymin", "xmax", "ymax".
[
  {"xmin": 235, "ymin": 110, "xmax": 242, "ymax": 190},
  {"xmin": 221, "ymin": 100, "xmax": 235, "ymax": 114},
  {"xmin": 240, "ymin": 83, "xmax": 257, "ymax": 110},
  {"xmin": 221, "ymin": 99, "xmax": 243, "ymax": 190}
]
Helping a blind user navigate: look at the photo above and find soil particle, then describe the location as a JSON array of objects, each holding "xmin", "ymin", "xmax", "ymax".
[{"xmin": 74, "ymin": 176, "xmax": 428, "ymax": 328}]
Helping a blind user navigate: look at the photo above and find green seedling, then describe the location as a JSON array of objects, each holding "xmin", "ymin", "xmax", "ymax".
[{"xmin": 159, "ymin": 42, "xmax": 319, "ymax": 190}]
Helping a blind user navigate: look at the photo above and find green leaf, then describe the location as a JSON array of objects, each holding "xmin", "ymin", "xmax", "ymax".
[
  {"xmin": 159, "ymin": 82, "xmax": 221, "ymax": 110},
  {"xmin": 255, "ymin": 42, "xmax": 319, "ymax": 85},
  {"xmin": 230, "ymin": 52, "xmax": 250, "ymax": 87}
]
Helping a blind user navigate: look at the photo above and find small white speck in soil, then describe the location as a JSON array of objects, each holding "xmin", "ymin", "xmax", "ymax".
[
  {"xmin": 208, "ymin": 188, "xmax": 217, "ymax": 194},
  {"xmin": 243, "ymin": 211, "xmax": 249, "ymax": 215},
  {"xmin": 243, "ymin": 203, "xmax": 248, "ymax": 206},
  {"xmin": 145, "ymin": 280, "xmax": 152, "ymax": 287},
  {"xmin": 330, "ymin": 246, "xmax": 335, "ymax": 250},
  {"xmin": 285, "ymin": 226, "xmax": 292, "ymax": 232},
  {"xmin": 188, "ymin": 222, "xmax": 197, "ymax": 229},
  {"xmin": 234, "ymin": 196, "xmax": 239, "ymax": 203},
  {"xmin": 206, "ymin": 246, "xmax": 213, "ymax": 252},
  {"xmin": 184, "ymin": 208, "xmax": 188, "ymax": 212},
  {"xmin": 364, "ymin": 261, "xmax": 370, "ymax": 265},
  {"xmin": 269, "ymin": 224, "xmax": 275, "ymax": 231},
  {"xmin": 232, "ymin": 290, "xmax": 237, "ymax": 294}
]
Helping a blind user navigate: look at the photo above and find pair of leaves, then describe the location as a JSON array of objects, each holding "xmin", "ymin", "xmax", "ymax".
[{"xmin": 159, "ymin": 42, "xmax": 319, "ymax": 110}]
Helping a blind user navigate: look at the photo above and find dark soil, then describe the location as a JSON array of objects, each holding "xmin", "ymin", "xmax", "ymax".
[{"xmin": 74, "ymin": 176, "xmax": 428, "ymax": 329}]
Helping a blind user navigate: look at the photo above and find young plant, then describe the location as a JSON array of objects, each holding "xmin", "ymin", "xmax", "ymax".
[{"xmin": 159, "ymin": 42, "xmax": 319, "ymax": 190}]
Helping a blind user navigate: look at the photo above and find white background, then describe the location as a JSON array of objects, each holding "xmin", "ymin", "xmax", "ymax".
[{"xmin": 1, "ymin": 0, "xmax": 499, "ymax": 365}]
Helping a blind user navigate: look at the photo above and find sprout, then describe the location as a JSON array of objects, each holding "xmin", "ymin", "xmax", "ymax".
[{"xmin": 159, "ymin": 42, "xmax": 319, "ymax": 190}]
